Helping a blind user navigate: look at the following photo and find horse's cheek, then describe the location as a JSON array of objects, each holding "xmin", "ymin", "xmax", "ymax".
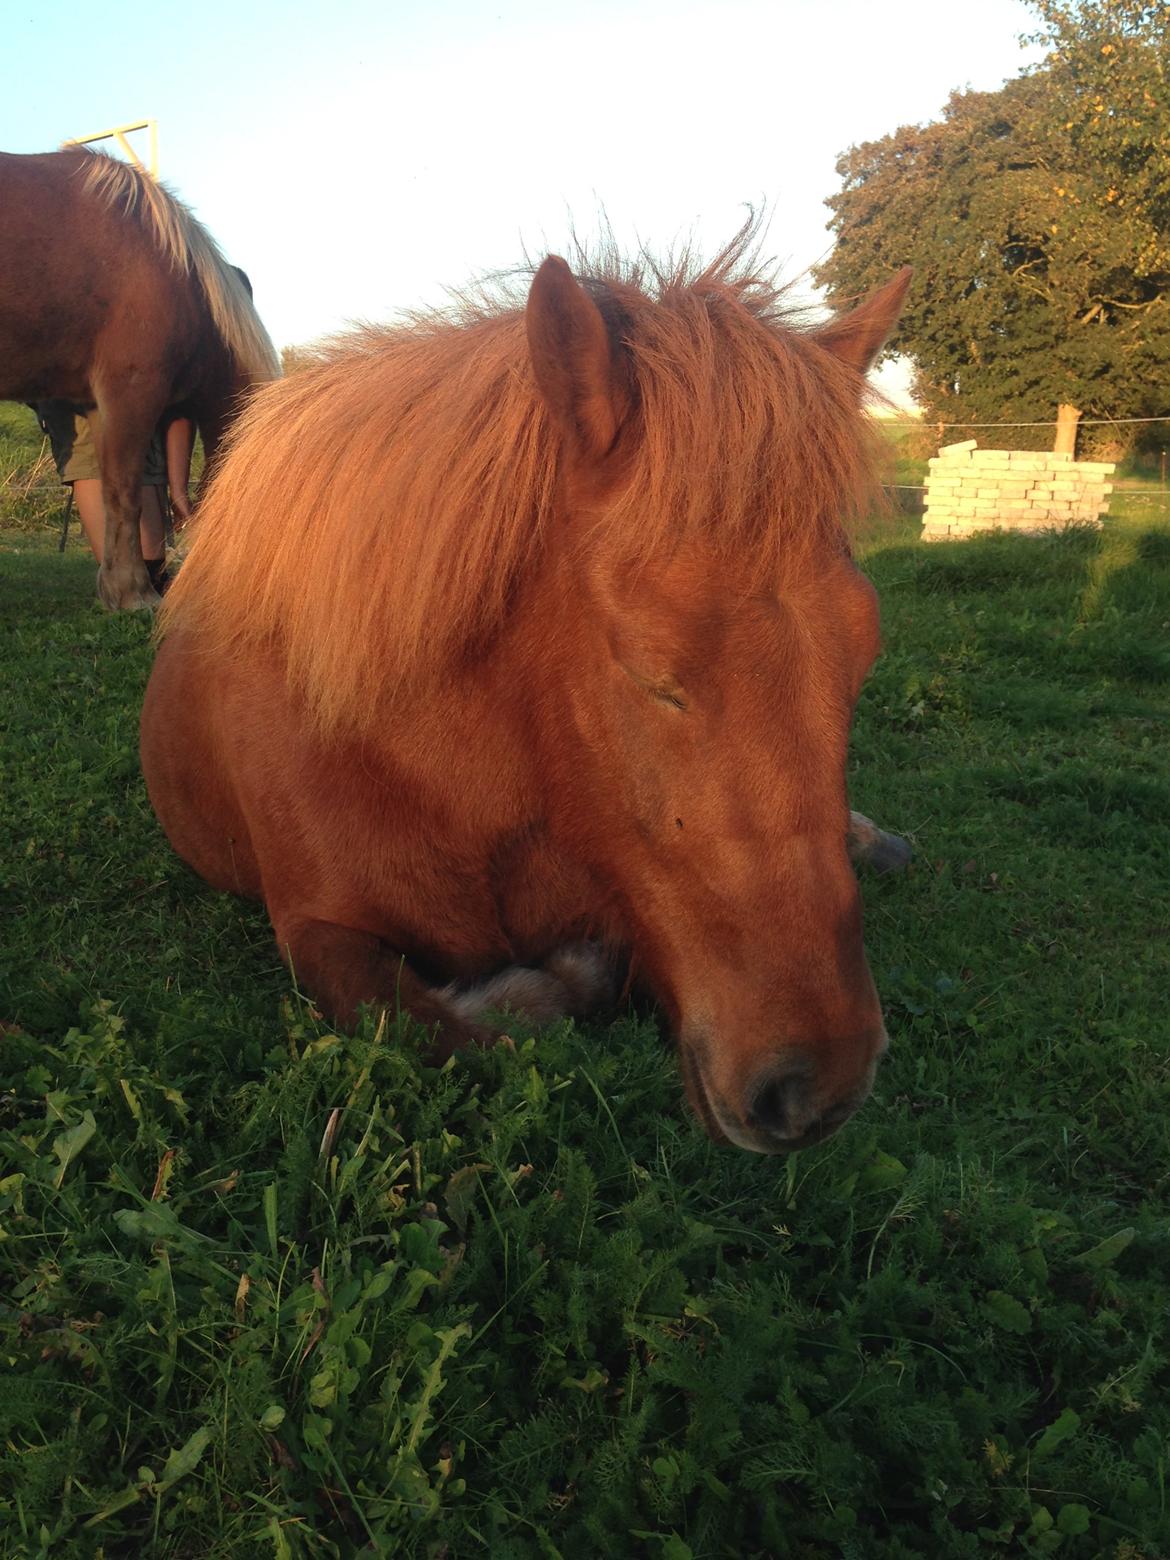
[{"xmin": 611, "ymin": 704, "xmax": 700, "ymax": 845}]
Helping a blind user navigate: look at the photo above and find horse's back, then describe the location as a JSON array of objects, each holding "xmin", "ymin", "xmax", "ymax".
[
  {"xmin": 0, "ymin": 149, "xmax": 106, "ymax": 260},
  {"xmin": 0, "ymin": 150, "xmax": 172, "ymax": 402}
]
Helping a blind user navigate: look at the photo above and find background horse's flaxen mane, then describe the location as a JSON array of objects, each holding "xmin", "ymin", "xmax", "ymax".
[
  {"xmin": 73, "ymin": 149, "xmax": 280, "ymax": 385},
  {"xmin": 161, "ymin": 228, "xmax": 883, "ymax": 734}
]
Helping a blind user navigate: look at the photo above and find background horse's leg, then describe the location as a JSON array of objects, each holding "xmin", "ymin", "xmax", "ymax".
[
  {"xmin": 94, "ymin": 394, "xmax": 164, "ymax": 611},
  {"xmin": 847, "ymin": 810, "xmax": 914, "ymax": 874}
]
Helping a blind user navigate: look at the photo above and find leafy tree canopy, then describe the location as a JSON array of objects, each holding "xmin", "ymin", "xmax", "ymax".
[{"xmin": 814, "ymin": 0, "xmax": 1170, "ymax": 453}]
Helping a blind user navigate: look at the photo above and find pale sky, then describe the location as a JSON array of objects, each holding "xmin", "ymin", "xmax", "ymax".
[{"xmin": 3, "ymin": 0, "xmax": 1045, "ymax": 405}]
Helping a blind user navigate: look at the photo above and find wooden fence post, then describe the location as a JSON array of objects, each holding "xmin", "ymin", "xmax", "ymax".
[{"xmin": 1054, "ymin": 403, "xmax": 1082, "ymax": 457}]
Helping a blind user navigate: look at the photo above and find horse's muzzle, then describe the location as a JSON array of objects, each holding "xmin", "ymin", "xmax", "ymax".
[{"xmin": 681, "ymin": 1035, "xmax": 887, "ymax": 1155}]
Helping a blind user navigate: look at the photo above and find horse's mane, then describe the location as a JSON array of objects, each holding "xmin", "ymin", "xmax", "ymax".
[
  {"xmin": 161, "ymin": 225, "xmax": 882, "ymax": 735},
  {"xmin": 69, "ymin": 147, "xmax": 280, "ymax": 385}
]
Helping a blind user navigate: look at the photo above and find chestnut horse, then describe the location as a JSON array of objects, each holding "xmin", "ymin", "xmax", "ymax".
[
  {"xmin": 142, "ymin": 235, "xmax": 910, "ymax": 1154},
  {"xmin": 0, "ymin": 147, "xmax": 279, "ymax": 609}
]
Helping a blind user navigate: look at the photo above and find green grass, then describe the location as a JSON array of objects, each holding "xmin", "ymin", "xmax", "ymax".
[
  {"xmin": 2, "ymin": 507, "xmax": 1169, "ymax": 1559},
  {"xmin": 0, "ymin": 405, "xmax": 62, "ymax": 532}
]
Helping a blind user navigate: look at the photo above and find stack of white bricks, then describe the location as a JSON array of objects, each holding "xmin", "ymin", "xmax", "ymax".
[{"xmin": 921, "ymin": 440, "xmax": 1115, "ymax": 541}]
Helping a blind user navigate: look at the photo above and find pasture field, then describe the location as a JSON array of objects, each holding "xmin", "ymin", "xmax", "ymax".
[
  {"xmin": 1, "ymin": 502, "xmax": 1169, "ymax": 1559},
  {"xmin": 0, "ymin": 407, "xmax": 58, "ymax": 533}
]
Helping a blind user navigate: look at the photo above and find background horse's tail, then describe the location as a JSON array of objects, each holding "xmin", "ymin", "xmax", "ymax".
[{"xmin": 72, "ymin": 148, "xmax": 281, "ymax": 386}]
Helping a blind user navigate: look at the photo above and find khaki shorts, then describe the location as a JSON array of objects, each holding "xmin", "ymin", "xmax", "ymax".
[{"xmin": 38, "ymin": 401, "xmax": 167, "ymax": 486}]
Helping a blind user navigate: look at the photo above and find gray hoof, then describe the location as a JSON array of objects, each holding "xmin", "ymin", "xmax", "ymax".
[{"xmin": 847, "ymin": 811, "xmax": 913, "ymax": 875}]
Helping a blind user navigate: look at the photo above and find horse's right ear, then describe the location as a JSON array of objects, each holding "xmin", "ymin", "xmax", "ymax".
[
  {"xmin": 815, "ymin": 267, "xmax": 913, "ymax": 375},
  {"xmin": 527, "ymin": 256, "xmax": 625, "ymax": 461}
]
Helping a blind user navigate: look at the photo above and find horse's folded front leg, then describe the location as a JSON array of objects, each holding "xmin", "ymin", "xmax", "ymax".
[
  {"xmin": 847, "ymin": 810, "xmax": 913, "ymax": 874},
  {"xmin": 275, "ymin": 917, "xmax": 493, "ymax": 1055},
  {"xmin": 439, "ymin": 942, "xmax": 615, "ymax": 1027},
  {"xmin": 275, "ymin": 920, "xmax": 613, "ymax": 1058}
]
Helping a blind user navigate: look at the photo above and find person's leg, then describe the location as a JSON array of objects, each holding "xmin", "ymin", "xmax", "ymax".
[
  {"xmin": 140, "ymin": 484, "xmax": 167, "ymax": 563},
  {"xmin": 72, "ymin": 478, "xmax": 106, "ymax": 563},
  {"xmin": 164, "ymin": 416, "xmax": 196, "ymax": 529},
  {"xmin": 139, "ymin": 482, "xmax": 171, "ymax": 592},
  {"xmin": 39, "ymin": 406, "xmax": 102, "ymax": 563}
]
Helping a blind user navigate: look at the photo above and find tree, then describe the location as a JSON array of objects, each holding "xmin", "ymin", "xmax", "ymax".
[{"xmin": 814, "ymin": 1, "xmax": 1170, "ymax": 455}]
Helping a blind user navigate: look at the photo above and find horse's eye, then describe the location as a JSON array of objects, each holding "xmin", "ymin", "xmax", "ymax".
[
  {"xmin": 651, "ymin": 684, "xmax": 688, "ymax": 712},
  {"xmin": 620, "ymin": 661, "xmax": 688, "ymax": 711}
]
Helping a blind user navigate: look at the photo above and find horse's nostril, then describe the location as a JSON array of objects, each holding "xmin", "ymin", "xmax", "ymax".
[{"xmin": 744, "ymin": 1066, "xmax": 813, "ymax": 1141}]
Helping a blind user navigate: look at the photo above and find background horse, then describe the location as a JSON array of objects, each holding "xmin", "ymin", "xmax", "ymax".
[
  {"xmin": 142, "ymin": 233, "xmax": 910, "ymax": 1155},
  {"xmin": 0, "ymin": 147, "xmax": 279, "ymax": 609}
]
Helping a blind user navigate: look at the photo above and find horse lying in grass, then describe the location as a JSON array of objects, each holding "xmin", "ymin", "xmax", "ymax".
[
  {"xmin": 141, "ymin": 234, "xmax": 911, "ymax": 1154},
  {"xmin": 0, "ymin": 146, "xmax": 279, "ymax": 609}
]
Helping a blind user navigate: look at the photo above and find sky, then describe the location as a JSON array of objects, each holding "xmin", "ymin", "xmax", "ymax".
[{"xmin": 4, "ymin": 0, "xmax": 1046, "ymax": 406}]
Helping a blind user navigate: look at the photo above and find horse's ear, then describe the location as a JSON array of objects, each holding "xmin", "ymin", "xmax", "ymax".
[
  {"xmin": 816, "ymin": 267, "xmax": 913, "ymax": 375},
  {"xmin": 527, "ymin": 256, "xmax": 625, "ymax": 461}
]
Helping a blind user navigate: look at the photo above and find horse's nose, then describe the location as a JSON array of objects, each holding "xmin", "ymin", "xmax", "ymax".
[{"xmin": 743, "ymin": 1060, "xmax": 819, "ymax": 1144}]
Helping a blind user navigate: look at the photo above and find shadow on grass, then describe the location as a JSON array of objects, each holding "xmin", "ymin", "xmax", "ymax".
[
  {"xmin": 864, "ymin": 525, "xmax": 1170, "ymax": 691},
  {"xmin": 0, "ymin": 538, "xmax": 100, "ymax": 624}
]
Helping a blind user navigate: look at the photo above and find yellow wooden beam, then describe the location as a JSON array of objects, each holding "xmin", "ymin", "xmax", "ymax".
[{"xmin": 63, "ymin": 119, "xmax": 158, "ymax": 177}]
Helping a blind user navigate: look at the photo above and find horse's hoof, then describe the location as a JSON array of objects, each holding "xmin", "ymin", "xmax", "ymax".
[
  {"xmin": 97, "ymin": 567, "xmax": 162, "ymax": 612},
  {"xmin": 847, "ymin": 811, "xmax": 914, "ymax": 875},
  {"xmin": 105, "ymin": 589, "xmax": 162, "ymax": 612},
  {"xmin": 863, "ymin": 832, "xmax": 914, "ymax": 874}
]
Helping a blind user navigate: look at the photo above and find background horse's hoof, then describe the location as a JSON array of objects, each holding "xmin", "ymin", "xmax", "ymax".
[
  {"xmin": 97, "ymin": 566, "xmax": 162, "ymax": 612},
  {"xmin": 847, "ymin": 811, "xmax": 914, "ymax": 875}
]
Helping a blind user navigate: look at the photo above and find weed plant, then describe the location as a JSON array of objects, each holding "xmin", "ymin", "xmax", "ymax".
[{"xmin": 1, "ymin": 509, "xmax": 1168, "ymax": 1558}]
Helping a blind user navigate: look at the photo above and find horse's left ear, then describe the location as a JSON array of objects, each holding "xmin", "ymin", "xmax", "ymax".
[
  {"xmin": 527, "ymin": 256, "xmax": 626, "ymax": 461},
  {"xmin": 815, "ymin": 266, "xmax": 913, "ymax": 375}
]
